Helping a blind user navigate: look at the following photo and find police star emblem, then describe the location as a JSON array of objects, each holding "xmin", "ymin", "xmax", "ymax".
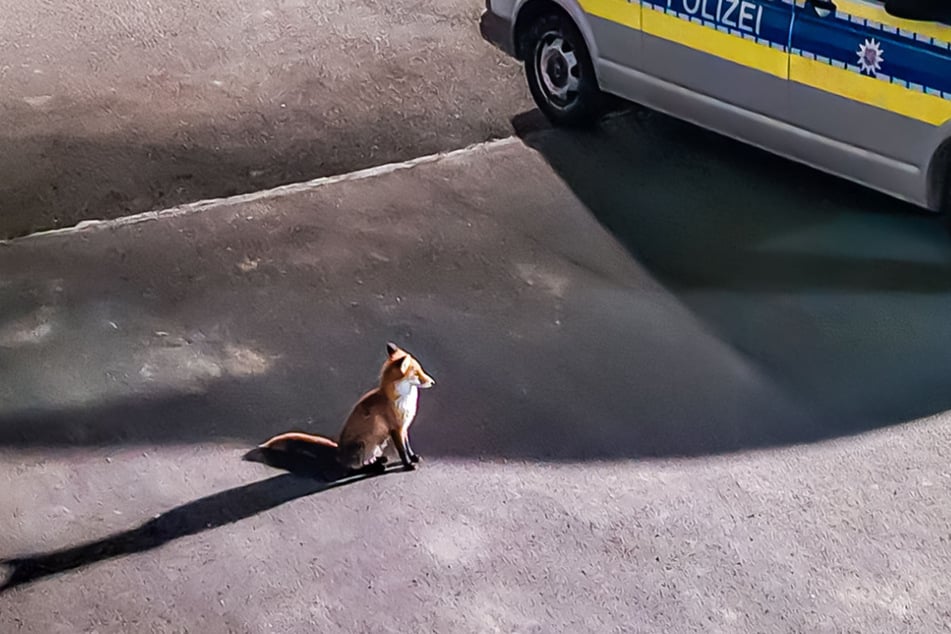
[{"xmin": 856, "ymin": 38, "xmax": 884, "ymax": 76}]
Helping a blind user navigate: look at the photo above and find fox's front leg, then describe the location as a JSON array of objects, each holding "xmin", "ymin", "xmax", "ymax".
[
  {"xmin": 406, "ymin": 434, "xmax": 421, "ymax": 463},
  {"xmin": 390, "ymin": 429, "xmax": 416, "ymax": 470}
]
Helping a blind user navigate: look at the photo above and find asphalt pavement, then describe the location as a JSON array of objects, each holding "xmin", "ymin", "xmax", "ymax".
[
  {"xmin": 2, "ymin": 115, "xmax": 951, "ymax": 632},
  {"xmin": 0, "ymin": 0, "xmax": 534, "ymax": 238}
]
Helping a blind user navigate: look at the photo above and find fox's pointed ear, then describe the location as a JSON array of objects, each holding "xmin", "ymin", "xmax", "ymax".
[
  {"xmin": 386, "ymin": 342, "xmax": 399, "ymax": 357},
  {"xmin": 399, "ymin": 356, "xmax": 411, "ymax": 374}
]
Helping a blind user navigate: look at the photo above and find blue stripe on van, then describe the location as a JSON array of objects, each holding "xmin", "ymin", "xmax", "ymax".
[
  {"xmin": 791, "ymin": 10, "xmax": 951, "ymax": 97},
  {"xmin": 637, "ymin": 0, "xmax": 951, "ymax": 99},
  {"xmin": 640, "ymin": 0, "xmax": 793, "ymax": 50}
]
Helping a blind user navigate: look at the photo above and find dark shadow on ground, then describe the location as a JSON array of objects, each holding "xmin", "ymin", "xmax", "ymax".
[
  {"xmin": 0, "ymin": 461, "xmax": 399, "ymax": 593},
  {"xmin": 518, "ymin": 109, "xmax": 951, "ymax": 293},
  {"xmin": 3, "ymin": 110, "xmax": 951, "ymax": 460},
  {"xmin": 0, "ymin": 100, "xmax": 516, "ymax": 240},
  {"xmin": 517, "ymin": 107, "xmax": 951, "ymax": 443}
]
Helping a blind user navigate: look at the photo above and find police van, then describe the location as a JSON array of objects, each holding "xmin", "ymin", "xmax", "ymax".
[{"xmin": 480, "ymin": 0, "xmax": 951, "ymax": 217}]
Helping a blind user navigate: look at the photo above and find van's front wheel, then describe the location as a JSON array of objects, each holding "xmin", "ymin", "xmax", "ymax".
[{"xmin": 522, "ymin": 12, "xmax": 605, "ymax": 128}]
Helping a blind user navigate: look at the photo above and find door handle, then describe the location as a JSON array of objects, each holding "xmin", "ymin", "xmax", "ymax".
[{"xmin": 808, "ymin": 0, "xmax": 837, "ymax": 14}]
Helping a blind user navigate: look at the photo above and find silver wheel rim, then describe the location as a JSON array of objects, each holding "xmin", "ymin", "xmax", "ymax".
[{"xmin": 535, "ymin": 33, "xmax": 581, "ymax": 109}]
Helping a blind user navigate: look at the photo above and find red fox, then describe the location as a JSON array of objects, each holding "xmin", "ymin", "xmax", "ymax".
[{"xmin": 257, "ymin": 342, "xmax": 435, "ymax": 476}]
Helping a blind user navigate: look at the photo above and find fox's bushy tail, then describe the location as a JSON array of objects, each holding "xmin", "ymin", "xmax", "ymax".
[{"xmin": 258, "ymin": 431, "xmax": 339, "ymax": 450}]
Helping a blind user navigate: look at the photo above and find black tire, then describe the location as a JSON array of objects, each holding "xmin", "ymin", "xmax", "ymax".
[{"xmin": 522, "ymin": 12, "xmax": 605, "ymax": 128}]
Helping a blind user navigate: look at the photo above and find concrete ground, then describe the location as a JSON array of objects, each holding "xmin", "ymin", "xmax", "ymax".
[
  {"xmin": 1, "ymin": 115, "xmax": 951, "ymax": 632},
  {"xmin": 0, "ymin": 0, "xmax": 534, "ymax": 238}
]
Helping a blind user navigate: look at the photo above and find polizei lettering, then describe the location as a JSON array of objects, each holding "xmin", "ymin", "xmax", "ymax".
[{"xmin": 667, "ymin": 0, "xmax": 764, "ymax": 36}]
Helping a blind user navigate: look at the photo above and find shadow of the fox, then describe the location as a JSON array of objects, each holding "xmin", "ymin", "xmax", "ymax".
[
  {"xmin": 243, "ymin": 441, "xmax": 369, "ymax": 481},
  {"xmin": 0, "ymin": 451, "xmax": 396, "ymax": 593}
]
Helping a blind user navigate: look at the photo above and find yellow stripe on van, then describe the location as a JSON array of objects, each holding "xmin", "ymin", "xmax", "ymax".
[
  {"xmin": 832, "ymin": 0, "xmax": 951, "ymax": 46},
  {"xmin": 641, "ymin": 7, "xmax": 787, "ymax": 78},
  {"xmin": 790, "ymin": 55, "xmax": 951, "ymax": 126},
  {"xmin": 578, "ymin": 0, "xmax": 641, "ymax": 30}
]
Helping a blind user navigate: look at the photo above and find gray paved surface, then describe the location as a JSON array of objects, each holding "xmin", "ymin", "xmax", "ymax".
[
  {"xmin": 0, "ymin": 0, "xmax": 533, "ymax": 238},
  {"xmin": 2, "ymin": 117, "xmax": 951, "ymax": 632}
]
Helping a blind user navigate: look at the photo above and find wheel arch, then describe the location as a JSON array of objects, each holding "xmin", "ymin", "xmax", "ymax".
[
  {"xmin": 513, "ymin": 0, "xmax": 600, "ymax": 66},
  {"xmin": 927, "ymin": 132, "xmax": 951, "ymax": 213}
]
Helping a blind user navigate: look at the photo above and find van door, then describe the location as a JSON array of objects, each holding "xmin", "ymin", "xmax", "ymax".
[
  {"xmin": 638, "ymin": 0, "xmax": 795, "ymax": 116},
  {"xmin": 786, "ymin": 0, "xmax": 951, "ymax": 167}
]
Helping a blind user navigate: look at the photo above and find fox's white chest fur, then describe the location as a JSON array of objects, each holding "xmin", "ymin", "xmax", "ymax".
[{"xmin": 394, "ymin": 379, "xmax": 419, "ymax": 429}]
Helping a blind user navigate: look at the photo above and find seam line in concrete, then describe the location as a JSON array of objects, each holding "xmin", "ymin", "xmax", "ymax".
[{"xmin": 3, "ymin": 136, "xmax": 521, "ymax": 244}]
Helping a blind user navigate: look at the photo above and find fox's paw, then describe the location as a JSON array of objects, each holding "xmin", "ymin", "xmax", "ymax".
[
  {"xmin": 410, "ymin": 454, "xmax": 421, "ymax": 464},
  {"xmin": 403, "ymin": 462, "xmax": 417, "ymax": 471}
]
